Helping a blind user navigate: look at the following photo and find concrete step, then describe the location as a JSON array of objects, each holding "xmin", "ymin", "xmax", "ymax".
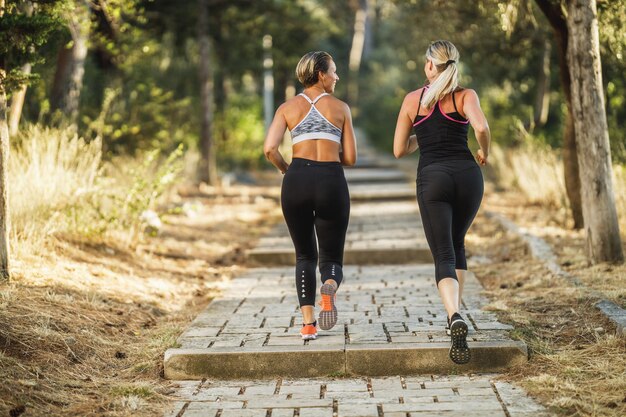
[
  {"xmin": 247, "ymin": 244, "xmax": 432, "ymax": 266},
  {"xmin": 349, "ymin": 182, "xmax": 415, "ymax": 201},
  {"xmin": 344, "ymin": 168, "xmax": 407, "ymax": 183},
  {"xmin": 164, "ymin": 340, "xmax": 527, "ymax": 379},
  {"xmin": 247, "ymin": 201, "xmax": 430, "ymax": 266},
  {"xmin": 164, "ymin": 266, "xmax": 528, "ymax": 380}
]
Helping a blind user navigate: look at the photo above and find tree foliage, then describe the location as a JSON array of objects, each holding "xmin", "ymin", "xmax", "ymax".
[
  {"xmin": 5, "ymin": 0, "xmax": 626, "ymax": 163},
  {"xmin": 0, "ymin": 0, "xmax": 64, "ymax": 92}
]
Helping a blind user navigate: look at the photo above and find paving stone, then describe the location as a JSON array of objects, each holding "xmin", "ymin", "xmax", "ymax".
[
  {"xmin": 243, "ymin": 384, "xmax": 278, "ymax": 396},
  {"xmin": 186, "ymin": 400, "xmax": 244, "ymax": 410},
  {"xmin": 164, "ymin": 401, "xmax": 186, "ymax": 417},
  {"xmin": 493, "ymin": 381, "xmax": 550, "ymax": 414},
  {"xmin": 297, "ymin": 408, "xmax": 334, "ymax": 417},
  {"xmin": 383, "ymin": 401, "xmax": 505, "ymax": 412},
  {"xmin": 325, "ymin": 386, "xmax": 368, "ymax": 394},
  {"xmin": 269, "ymin": 410, "xmax": 296, "ymax": 417},
  {"xmin": 179, "ymin": 337, "xmax": 215, "ymax": 348},
  {"xmin": 180, "ymin": 409, "xmax": 218, "ymax": 417},
  {"xmin": 337, "ymin": 403, "xmax": 379, "ymax": 416},
  {"xmin": 220, "ymin": 410, "xmax": 267, "ymax": 417},
  {"xmin": 423, "ymin": 380, "xmax": 492, "ymax": 389},
  {"xmin": 180, "ymin": 327, "xmax": 222, "ymax": 337},
  {"xmin": 251, "ymin": 399, "xmax": 334, "ymax": 409},
  {"xmin": 371, "ymin": 377, "xmax": 403, "ymax": 392},
  {"xmin": 196, "ymin": 386, "xmax": 241, "ymax": 397}
]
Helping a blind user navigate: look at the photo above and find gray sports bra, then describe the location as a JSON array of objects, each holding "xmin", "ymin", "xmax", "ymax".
[{"xmin": 290, "ymin": 93, "xmax": 342, "ymax": 145}]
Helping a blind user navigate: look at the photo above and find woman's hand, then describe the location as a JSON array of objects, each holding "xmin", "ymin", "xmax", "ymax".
[{"xmin": 476, "ymin": 149, "xmax": 488, "ymax": 166}]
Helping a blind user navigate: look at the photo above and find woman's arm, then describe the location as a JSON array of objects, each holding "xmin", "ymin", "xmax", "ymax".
[
  {"xmin": 263, "ymin": 104, "xmax": 290, "ymax": 173},
  {"xmin": 393, "ymin": 94, "xmax": 419, "ymax": 158},
  {"xmin": 340, "ymin": 102, "xmax": 357, "ymax": 166},
  {"xmin": 463, "ymin": 89, "xmax": 491, "ymax": 165}
]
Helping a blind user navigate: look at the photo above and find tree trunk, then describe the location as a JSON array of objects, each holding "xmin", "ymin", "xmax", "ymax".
[
  {"xmin": 197, "ymin": 0, "xmax": 218, "ymax": 185},
  {"xmin": 567, "ymin": 0, "xmax": 623, "ymax": 263},
  {"xmin": 0, "ymin": 0, "xmax": 10, "ymax": 281},
  {"xmin": 212, "ymin": 22, "xmax": 227, "ymax": 144},
  {"xmin": 8, "ymin": 2, "xmax": 34, "ymax": 136},
  {"xmin": 562, "ymin": 111, "xmax": 583, "ymax": 227},
  {"xmin": 8, "ymin": 63, "xmax": 31, "ymax": 136},
  {"xmin": 534, "ymin": 0, "xmax": 584, "ymax": 229},
  {"xmin": 50, "ymin": 0, "xmax": 90, "ymax": 123},
  {"xmin": 558, "ymin": 43, "xmax": 584, "ymax": 229},
  {"xmin": 347, "ymin": 0, "xmax": 368, "ymax": 109},
  {"xmin": 533, "ymin": 39, "xmax": 551, "ymax": 129}
]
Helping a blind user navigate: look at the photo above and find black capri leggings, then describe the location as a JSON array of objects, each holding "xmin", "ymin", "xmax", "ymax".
[
  {"xmin": 416, "ymin": 160, "xmax": 484, "ymax": 285},
  {"xmin": 281, "ymin": 158, "xmax": 350, "ymax": 307}
]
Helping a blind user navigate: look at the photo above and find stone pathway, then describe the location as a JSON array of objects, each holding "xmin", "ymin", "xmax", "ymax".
[
  {"xmin": 166, "ymin": 375, "xmax": 550, "ymax": 417},
  {"xmin": 165, "ymin": 141, "xmax": 552, "ymax": 416},
  {"xmin": 164, "ymin": 264, "xmax": 526, "ymax": 379}
]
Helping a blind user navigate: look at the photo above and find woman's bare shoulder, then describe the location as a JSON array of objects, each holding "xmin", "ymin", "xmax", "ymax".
[
  {"xmin": 407, "ymin": 87, "xmax": 427, "ymax": 99},
  {"xmin": 456, "ymin": 87, "xmax": 478, "ymax": 98},
  {"xmin": 325, "ymin": 96, "xmax": 352, "ymax": 113}
]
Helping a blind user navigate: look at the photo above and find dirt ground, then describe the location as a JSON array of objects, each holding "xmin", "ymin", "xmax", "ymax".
[
  {"xmin": 1, "ymin": 178, "xmax": 624, "ymax": 417},
  {"xmin": 468, "ymin": 183, "xmax": 626, "ymax": 417},
  {"xmin": 0, "ymin": 183, "xmax": 281, "ymax": 417}
]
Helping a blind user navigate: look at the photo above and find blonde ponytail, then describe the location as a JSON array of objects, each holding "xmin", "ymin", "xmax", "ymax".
[{"xmin": 421, "ymin": 40, "xmax": 460, "ymax": 109}]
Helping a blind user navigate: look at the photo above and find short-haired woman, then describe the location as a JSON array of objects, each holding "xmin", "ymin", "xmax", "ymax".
[
  {"xmin": 393, "ymin": 40, "xmax": 491, "ymax": 364},
  {"xmin": 264, "ymin": 51, "xmax": 357, "ymax": 340}
]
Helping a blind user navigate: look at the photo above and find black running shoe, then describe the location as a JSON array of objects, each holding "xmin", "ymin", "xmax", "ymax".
[
  {"xmin": 445, "ymin": 316, "xmax": 451, "ymax": 336},
  {"xmin": 448, "ymin": 313, "xmax": 470, "ymax": 364}
]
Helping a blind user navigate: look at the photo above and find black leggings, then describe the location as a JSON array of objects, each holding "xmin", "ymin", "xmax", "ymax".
[
  {"xmin": 281, "ymin": 158, "xmax": 350, "ymax": 307},
  {"xmin": 416, "ymin": 160, "xmax": 484, "ymax": 285}
]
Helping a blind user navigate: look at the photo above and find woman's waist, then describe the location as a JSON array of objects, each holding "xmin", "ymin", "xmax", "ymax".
[
  {"xmin": 417, "ymin": 155, "xmax": 477, "ymax": 173},
  {"xmin": 417, "ymin": 146, "xmax": 474, "ymax": 158},
  {"xmin": 289, "ymin": 157, "xmax": 343, "ymax": 167},
  {"xmin": 292, "ymin": 140, "xmax": 341, "ymax": 162}
]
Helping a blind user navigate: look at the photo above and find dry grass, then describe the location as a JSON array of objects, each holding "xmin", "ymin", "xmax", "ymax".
[
  {"xmin": 9, "ymin": 125, "xmax": 102, "ymax": 257},
  {"xmin": 1, "ymin": 177, "xmax": 280, "ymax": 416},
  {"xmin": 488, "ymin": 143, "xmax": 626, "ymax": 232},
  {"xmin": 468, "ymin": 185, "xmax": 626, "ymax": 417},
  {"xmin": 2, "ymin": 124, "xmax": 283, "ymax": 415},
  {"xmin": 9, "ymin": 124, "xmax": 185, "ymax": 258}
]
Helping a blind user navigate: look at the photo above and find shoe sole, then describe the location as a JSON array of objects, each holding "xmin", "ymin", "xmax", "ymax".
[
  {"xmin": 318, "ymin": 283, "xmax": 338, "ymax": 330},
  {"xmin": 449, "ymin": 319, "xmax": 470, "ymax": 364}
]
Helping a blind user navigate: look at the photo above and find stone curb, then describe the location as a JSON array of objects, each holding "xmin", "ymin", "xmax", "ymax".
[
  {"xmin": 485, "ymin": 210, "xmax": 626, "ymax": 337},
  {"xmin": 247, "ymin": 246, "xmax": 433, "ymax": 266},
  {"xmin": 164, "ymin": 341, "xmax": 528, "ymax": 380}
]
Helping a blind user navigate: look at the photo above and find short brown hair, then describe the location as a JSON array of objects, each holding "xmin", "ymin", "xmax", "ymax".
[{"xmin": 295, "ymin": 51, "xmax": 333, "ymax": 87}]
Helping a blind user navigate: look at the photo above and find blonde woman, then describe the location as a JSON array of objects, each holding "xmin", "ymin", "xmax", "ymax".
[
  {"xmin": 264, "ymin": 51, "xmax": 357, "ymax": 340},
  {"xmin": 393, "ymin": 40, "xmax": 491, "ymax": 364}
]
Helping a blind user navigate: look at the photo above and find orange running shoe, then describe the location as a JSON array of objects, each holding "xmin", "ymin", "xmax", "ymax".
[
  {"xmin": 319, "ymin": 283, "xmax": 338, "ymax": 330},
  {"xmin": 300, "ymin": 321, "xmax": 318, "ymax": 340}
]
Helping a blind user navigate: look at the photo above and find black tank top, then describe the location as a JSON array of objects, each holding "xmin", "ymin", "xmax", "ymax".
[{"xmin": 412, "ymin": 87, "xmax": 474, "ymax": 171}]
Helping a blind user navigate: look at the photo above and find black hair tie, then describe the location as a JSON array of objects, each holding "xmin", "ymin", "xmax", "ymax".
[{"xmin": 445, "ymin": 59, "xmax": 456, "ymax": 67}]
